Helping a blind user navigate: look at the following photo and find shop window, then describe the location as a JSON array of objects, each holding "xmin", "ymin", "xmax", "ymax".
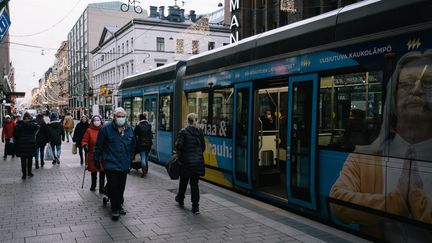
[{"xmin": 159, "ymin": 94, "xmax": 172, "ymax": 131}]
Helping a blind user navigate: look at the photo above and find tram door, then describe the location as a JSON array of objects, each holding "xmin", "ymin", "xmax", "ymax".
[
  {"xmin": 143, "ymin": 95, "xmax": 158, "ymax": 160},
  {"xmin": 253, "ymin": 85, "xmax": 288, "ymax": 199},
  {"xmin": 233, "ymin": 83, "xmax": 253, "ymax": 189},
  {"xmin": 286, "ymin": 74, "xmax": 318, "ymax": 210}
]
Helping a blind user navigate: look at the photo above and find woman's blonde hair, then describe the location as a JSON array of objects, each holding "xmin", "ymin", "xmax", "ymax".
[{"xmin": 187, "ymin": 113, "xmax": 198, "ymax": 127}]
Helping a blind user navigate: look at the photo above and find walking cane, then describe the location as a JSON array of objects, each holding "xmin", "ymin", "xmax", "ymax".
[{"xmin": 81, "ymin": 155, "xmax": 87, "ymax": 189}]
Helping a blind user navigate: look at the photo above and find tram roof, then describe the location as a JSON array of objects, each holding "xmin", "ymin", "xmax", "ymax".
[
  {"xmin": 119, "ymin": 62, "xmax": 180, "ymax": 90},
  {"xmin": 185, "ymin": 0, "xmax": 431, "ymax": 77}
]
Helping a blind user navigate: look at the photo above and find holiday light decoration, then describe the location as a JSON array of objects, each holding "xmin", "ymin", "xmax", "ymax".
[{"xmin": 280, "ymin": 0, "xmax": 297, "ymax": 13}]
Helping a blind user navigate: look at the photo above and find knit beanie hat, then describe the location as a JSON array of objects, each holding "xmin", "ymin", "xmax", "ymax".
[{"xmin": 50, "ymin": 112, "xmax": 58, "ymax": 121}]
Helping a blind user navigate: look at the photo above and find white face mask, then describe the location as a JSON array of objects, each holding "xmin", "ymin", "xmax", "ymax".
[
  {"xmin": 115, "ymin": 117, "xmax": 126, "ymax": 127},
  {"xmin": 93, "ymin": 120, "xmax": 101, "ymax": 127}
]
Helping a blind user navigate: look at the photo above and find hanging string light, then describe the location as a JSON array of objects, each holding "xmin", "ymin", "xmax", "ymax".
[{"xmin": 280, "ymin": 0, "xmax": 297, "ymax": 13}]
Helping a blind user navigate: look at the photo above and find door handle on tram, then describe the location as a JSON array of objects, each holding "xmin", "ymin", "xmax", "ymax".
[{"xmin": 258, "ymin": 117, "xmax": 263, "ymax": 151}]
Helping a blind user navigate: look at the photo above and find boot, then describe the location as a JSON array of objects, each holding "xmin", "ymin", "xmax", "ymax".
[
  {"xmin": 141, "ymin": 165, "xmax": 148, "ymax": 177},
  {"xmin": 90, "ymin": 173, "xmax": 97, "ymax": 191}
]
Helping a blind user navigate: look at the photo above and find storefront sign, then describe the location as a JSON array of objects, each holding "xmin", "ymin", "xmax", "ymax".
[{"xmin": 230, "ymin": 0, "xmax": 240, "ymax": 44}]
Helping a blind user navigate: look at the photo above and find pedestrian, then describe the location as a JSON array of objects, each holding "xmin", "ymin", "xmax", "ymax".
[
  {"xmin": 72, "ymin": 115, "xmax": 89, "ymax": 165},
  {"xmin": 35, "ymin": 114, "xmax": 49, "ymax": 168},
  {"xmin": 47, "ymin": 112, "xmax": 65, "ymax": 164},
  {"xmin": 94, "ymin": 107, "xmax": 135, "ymax": 220},
  {"xmin": 82, "ymin": 115, "xmax": 105, "ymax": 193},
  {"xmin": 2, "ymin": 115, "xmax": 16, "ymax": 159},
  {"xmin": 63, "ymin": 112, "xmax": 74, "ymax": 143},
  {"xmin": 13, "ymin": 112, "xmax": 38, "ymax": 179},
  {"xmin": 134, "ymin": 112, "xmax": 153, "ymax": 177},
  {"xmin": 174, "ymin": 113, "xmax": 205, "ymax": 215}
]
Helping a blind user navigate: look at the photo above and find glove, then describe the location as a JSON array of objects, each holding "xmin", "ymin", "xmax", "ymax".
[
  {"xmin": 83, "ymin": 144, "xmax": 89, "ymax": 153},
  {"xmin": 94, "ymin": 159, "xmax": 100, "ymax": 169}
]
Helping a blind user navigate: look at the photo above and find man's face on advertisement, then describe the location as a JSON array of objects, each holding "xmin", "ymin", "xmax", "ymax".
[{"xmin": 396, "ymin": 57, "xmax": 432, "ymax": 126}]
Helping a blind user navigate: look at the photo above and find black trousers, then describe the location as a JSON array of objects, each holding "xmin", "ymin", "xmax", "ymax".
[
  {"xmin": 21, "ymin": 157, "xmax": 32, "ymax": 176},
  {"xmin": 77, "ymin": 145, "xmax": 86, "ymax": 164},
  {"xmin": 3, "ymin": 138, "xmax": 11, "ymax": 157},
  {"xmin": 105, "ymin": 170, "xmax": 127, "ymax": 212},
  {"xmin": 177, "ymin": 173, "xmax": 200, "ymax": 207},
  {"xmin": 91, "ymin": 171, "xmax": 106, "ymax": 190}
]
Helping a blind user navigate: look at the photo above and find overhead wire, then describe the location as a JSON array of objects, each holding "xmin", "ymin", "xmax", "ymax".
[{"xmin": 10, "ymin": 0, "xmax": 83, "ymax": 37}]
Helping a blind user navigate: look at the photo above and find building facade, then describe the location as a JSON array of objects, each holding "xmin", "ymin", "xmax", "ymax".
[
  {"xmin": 67, "ymin": 1, "xmax": 144, "ymax": 118},
  {"xmin": 91, "ymin": 5, "xmax": 230, "ymax": 118},
  {"xmin": 0, "ymin": 1, "xmax": 14, "ymax": 120},
  {"xmin": 54, "ymin": 41, "xmax": 69, "ymax": 115},
  {"xmin": 228, "ymin": 0, "xmax": 363, "ymax": 42}
]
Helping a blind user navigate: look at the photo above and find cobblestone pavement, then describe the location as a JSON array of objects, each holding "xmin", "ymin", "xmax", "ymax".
[{"xmin": 0, "ymin": 139, "xmax": 369, "ymax": 243}]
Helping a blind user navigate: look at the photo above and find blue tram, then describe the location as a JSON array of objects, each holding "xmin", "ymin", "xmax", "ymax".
[{"xmin": 119, "ymin": 0, "xmax": 432, "ymax": 241}]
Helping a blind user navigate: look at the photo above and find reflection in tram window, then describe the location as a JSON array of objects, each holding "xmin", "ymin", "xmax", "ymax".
[
  {"xmin": 318, "ymin": 71, "xmax": 383, "ymax": 151},
  {"xmin": 212, "ymin": 88, "xmax": 233, "ymax": 137},
  {"xmin": 187, "ymin": 91, "xmax": 209, "ymax": 127},
  {"xmin": 187, "ymin": 88, "xmax": 234, "ymax": 138},
  {"xmin": 123, "ymin": 99, "xmax": 132, "ymax": 124},
  {"xmin": 132, "ymin": 97, "xmax": 143, "ymax": 126},
  {"xmin": 159, "ymin": 94, "xmax": 172, "ymax": 131}
]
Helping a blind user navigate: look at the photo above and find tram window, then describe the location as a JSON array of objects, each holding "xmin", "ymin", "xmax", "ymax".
[
  {"xmin": 187, "ymin": 91, "xmax": 209, "ymax": 127},
  {"xmin": 212, "ymin": 88, "xmax": 234, "ymax": 138},
  {"xmin": 123, "ymin": 99, "xmax": 132, "ymax": 124},
  {"xmin": 132, "ymin": 97, "xmax": 143, "ymax": 126},
  {"xmin": 159, "ymin": 94, "xmax": 172, "ymax": 131},
  {"xmin": 319, "ymin": 71, "xmax": 383, "ymax": 151}
]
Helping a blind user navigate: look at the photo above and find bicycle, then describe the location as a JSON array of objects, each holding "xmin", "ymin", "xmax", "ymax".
[{"xmin": 120, "ymin": 0, "xmax": 143, "ymax": 14}]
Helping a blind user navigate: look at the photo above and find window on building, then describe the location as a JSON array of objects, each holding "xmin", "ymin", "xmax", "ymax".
[
  {"xmin": 131, "ymin": 37, "xmax": 134, "ymax": 50},
  {"xmin": 208, "ymin": 41, "xmax": 215, "ymax": 50},
  {"xmin": 157, "ymin": 37, "xmax": 165, "ymax": 52},
  {"xmin": 122, "ymin": 43, "xmax": 124, "ymax": 54},
  {"xmin": 159, "ymin": 94, "xmax": 172, "ymax": 131},
  {"xmin": 192, "ymin": 40, "xmax": 199, "ymax": 54},
  {"xmin": 126, "ymin": 64, "xmax": 129, "ymax": 76},
  {"xmin": 126, "ymin": 40, "xmax": 129, "ymax": 53},
  {"xmin": 176, "ymin": 39, "xmax": 184, "ymax": 54},
  {"xmin": 223, "ymin": 43, "xmax": 229, "ymax": 46},
  {"xmin": 156, "ymin": 63, "xmax": 164, "ymax": 67},
  {"xmin": 131, "ymin": 62, "xmax": 134, "ymax": 74},
  {"xmin": 318, "ymin": 71, "xmax": 383, "ymax": 151}
]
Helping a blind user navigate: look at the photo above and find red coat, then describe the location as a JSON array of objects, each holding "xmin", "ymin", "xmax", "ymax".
[
  {"xmin": 2, "ymin": 120, "xmax": 16, "ymax": 141},
  {"xmin": 82, "ymin": 123, "xmax": 104, "ymax": 172}
]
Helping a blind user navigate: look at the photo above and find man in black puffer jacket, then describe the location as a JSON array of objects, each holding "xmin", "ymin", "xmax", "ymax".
[
  {"xmin": 13, "ymin": 112, "xmax": 39, "ymax": 179},
  {"xmin": 47, "ymin": 112, "xmax": 65, "ymax": 165},
  {"xmin": 134, "ymin": 112, "xmax": 153, "ymax": 177},
  {"xmin": 174, "ymin": 113, "xmax": 205, "ymax": 214}
]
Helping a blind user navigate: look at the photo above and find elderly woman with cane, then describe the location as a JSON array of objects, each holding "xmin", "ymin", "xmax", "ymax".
[{"xmin": 82, "ymin": 115, "xmax": 105, "ymax": 193}]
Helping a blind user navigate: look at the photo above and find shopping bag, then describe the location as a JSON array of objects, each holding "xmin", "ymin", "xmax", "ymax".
[
  {"xmin": 72, "ymin": 143, "xmax": 77, "ymax": 154},
  {"xmin": 45, "ymin": 145, "xmax": 54, "ymax": 161},
  {"xmin": 165, "ymin": 158, "xmax": 182, "ymax": 180}
]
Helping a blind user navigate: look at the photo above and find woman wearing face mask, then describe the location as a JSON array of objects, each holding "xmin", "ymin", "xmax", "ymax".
[
  {"xmin": 82, "ymin": 115, "xmax": 105, "ymax": 192},
  {"xmin": 73, "ymin": 115, "xmax": 89, "ymax": 165}
]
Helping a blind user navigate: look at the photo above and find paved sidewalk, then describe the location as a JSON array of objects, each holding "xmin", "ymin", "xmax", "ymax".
[{"xmin": 0, "ymin": 140, "xmax": 369, "ymax": 243}]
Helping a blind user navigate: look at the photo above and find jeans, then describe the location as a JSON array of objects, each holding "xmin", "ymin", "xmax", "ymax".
[
  {"xmin": 65, "ymin": 131, "xmax": 72, "ymax": 142},
  {"xmin": 21, "ymin": 157, "xmax": 33, "ymax": 176},
  {"xmin": 50, "ymin": 144, "xmax": 61, "ymax": 160},
  {"xmin": 35, "ymin": 144, "xmax": 45, "ymax": 163},
  {"xmin": 105, "ymin": 170, "xmax": 127, "ymax": 212},
  {"xmin": 177, "ymin": 173, "xmax": 200, "ymax": 207},
  {"xmin": 140, "ymin": 150, "xmax": 150, "ymax": 167}
]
